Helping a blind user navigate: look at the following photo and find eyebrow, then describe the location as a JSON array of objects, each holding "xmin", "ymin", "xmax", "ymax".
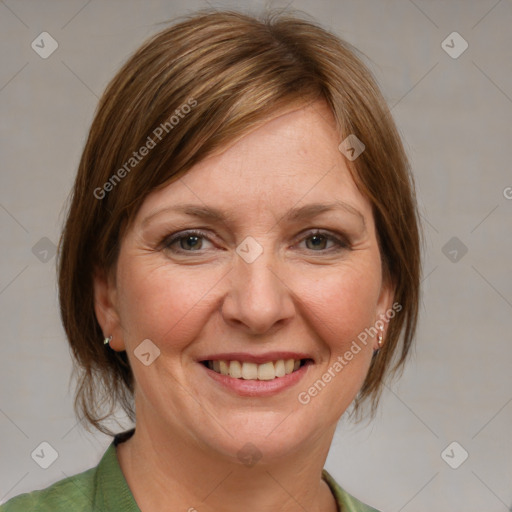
[{"xmin": 141, "ymin": 200, "xmax": 366, "ymax": 230}]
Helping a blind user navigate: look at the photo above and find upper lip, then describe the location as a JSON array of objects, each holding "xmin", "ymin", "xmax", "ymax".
[{"xmin": 199, "ymin": 352, "xmax": 314, "ymax": 364}]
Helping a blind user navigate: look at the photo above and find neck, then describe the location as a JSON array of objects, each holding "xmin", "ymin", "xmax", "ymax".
[{"xmin": 116, "ymin": 419, "xmax": 338, "ymax": 512}]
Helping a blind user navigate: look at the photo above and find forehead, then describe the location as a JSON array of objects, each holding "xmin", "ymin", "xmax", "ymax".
[{"xmin": 135, "ymin": 102, "xmax": 373, "ymax": 225}]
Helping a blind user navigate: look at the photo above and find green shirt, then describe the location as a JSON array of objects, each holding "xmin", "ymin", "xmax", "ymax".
[{"xmin": 1, "ymin": 430, "xmax": 380, "ymax": 512}]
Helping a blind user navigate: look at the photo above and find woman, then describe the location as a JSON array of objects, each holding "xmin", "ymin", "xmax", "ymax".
[{"xmin": 1, "ymin": 9, "xmax": 421, "ymax": 512}]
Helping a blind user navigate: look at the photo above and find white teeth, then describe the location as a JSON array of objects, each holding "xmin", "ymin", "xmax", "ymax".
[
  {"xmin": 257, "ymin": 362, "xmax": 275, "ymax": 381},
  {"xmin": 242, "ymin": 362, "xmax": 258, "ymax": 380},
  {"xmin": 229, "ymin": 360, "xmax": 242, "ymax": 378},
  {"xmin": 206, "ymin": 358, "xmax": 305, "ymax": 380},
  {"xmin": 219, "ymin": 360, "xmax": 229, "ymax": 376},
  {"xmin": 274, "ymin": 359, "xmax": 285, "ymax": 378}
]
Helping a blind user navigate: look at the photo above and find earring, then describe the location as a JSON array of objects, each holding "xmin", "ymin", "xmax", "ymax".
[
  {"xmin": 377, "ymin": 329, "xmax": 383, "ymax": 348},
  {"xmin": 104, "ymin": 335, "xmax": 112, "ymax": 345},
  {"xmin": 374, "ymin": 328, "xmax": 383, "ymax": 355}
]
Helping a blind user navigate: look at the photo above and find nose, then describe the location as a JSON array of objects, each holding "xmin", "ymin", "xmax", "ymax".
[{"xmin": 221, "ymin": 250, "xmax": 295, "ymax": 336}]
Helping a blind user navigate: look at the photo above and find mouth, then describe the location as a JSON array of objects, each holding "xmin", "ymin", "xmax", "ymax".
[{"xmin": 200, "ymin": 358, "xmax": 313, "ymax": 381}]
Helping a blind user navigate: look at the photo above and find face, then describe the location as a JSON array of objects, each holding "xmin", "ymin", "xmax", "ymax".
[{"xmin": 94, "ymin": 101, "xmax": 393, "ymax": 462}]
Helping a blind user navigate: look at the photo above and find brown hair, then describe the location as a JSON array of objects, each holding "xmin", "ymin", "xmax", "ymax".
[{"xmin": 57, "ymin": 9, "xmax": 421, "ymax": 435}]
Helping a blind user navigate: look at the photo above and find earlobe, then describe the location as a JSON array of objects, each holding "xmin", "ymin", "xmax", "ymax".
[{"xmin": 92, "ymin": 267, "xmax": 125, "ymax": 351}]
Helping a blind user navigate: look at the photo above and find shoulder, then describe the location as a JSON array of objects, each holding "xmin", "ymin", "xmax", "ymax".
[
  {"xmin": 0, "ymin": 461, "xmax": 98, "ymax": 512},
  {"xmin": 322, "ymin": 469, "xmax": 382, "ymax": 512},
  {"xmin": 0, "ymin": 432, "xmax": 136, "ymax": 512}
]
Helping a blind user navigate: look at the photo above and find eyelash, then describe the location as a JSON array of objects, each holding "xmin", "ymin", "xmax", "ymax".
[{"xmin": 161, "ymin": 229, "xmax": 350, "ymax": 255}]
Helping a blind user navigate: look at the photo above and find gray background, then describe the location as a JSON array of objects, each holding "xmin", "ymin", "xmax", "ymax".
[{"xmin": 1, "ymin": 0, "xmax": 511, "ymax": 510}]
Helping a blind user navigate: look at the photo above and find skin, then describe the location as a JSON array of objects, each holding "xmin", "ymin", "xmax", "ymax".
[{"xmin": 94, "ymin": 101, "xmax": 394, "ymax": 512}]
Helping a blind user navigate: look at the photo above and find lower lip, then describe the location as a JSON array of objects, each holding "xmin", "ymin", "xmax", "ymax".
[{"xmin": 201, "ymin": 362, "xmax": 311, "ymax": 397}]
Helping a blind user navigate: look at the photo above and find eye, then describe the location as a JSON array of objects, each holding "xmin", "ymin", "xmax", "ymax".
[
  {"xmin": 162, "ymin": 230, "xmax": 214, "ymax": 253},
  {"xmin": 298, "ymin": 230, "xmax": 349, "ymax": 252},
  {"xmin": 161, "ymin": 228, "xmax": 350, "ymax": 256}
]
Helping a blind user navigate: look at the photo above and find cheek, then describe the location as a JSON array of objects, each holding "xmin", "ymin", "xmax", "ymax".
[
  {"xmin": 291, "ymin": 262, "xmax": 381, "ymax": 353},
  {"xmin": 115, "ymin": 237, "xmax": 382, "ymax": 355},
  {"xmin": 116, "ymin": 256, "xmax": 221, "ymax": 349},
  {"xmin": 290, "ymin": 264, "xmax": 382, "ymax": 417}
]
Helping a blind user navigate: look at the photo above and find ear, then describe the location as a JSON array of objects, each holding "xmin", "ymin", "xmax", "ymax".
[
  {"xmin": 92, "ymin": 266, "xmax": 126, "ymax": 351},
  {"xmin": 375, "ymin": 273, "xmax": 396, "ymax": 349}
]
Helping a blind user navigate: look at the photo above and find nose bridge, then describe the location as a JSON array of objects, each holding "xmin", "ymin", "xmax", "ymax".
[
  {"xmin": 222, "ymin": 240, "xmax": 294, "ymax": 334},
  {"xmin": 240, "ymin": 249, "xmax": 280, "ymax": 297}
]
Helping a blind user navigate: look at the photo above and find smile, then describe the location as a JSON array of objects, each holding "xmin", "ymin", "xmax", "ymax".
[{"xmin": 203, "ymin": 358, "xmax": 311, "ymax": 381}]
